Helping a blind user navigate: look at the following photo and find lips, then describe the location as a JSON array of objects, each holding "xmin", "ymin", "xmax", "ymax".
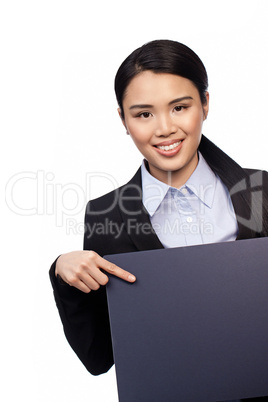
[
  {"xmin": 154, "ymin": 139, "xmax": 183, "ymax": 157},
  {"xmin": 156, "ymin": 141, "xmax": 182, "ymax": 151}
]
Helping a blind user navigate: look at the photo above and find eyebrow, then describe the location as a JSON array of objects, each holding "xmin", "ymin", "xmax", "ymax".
[{"xmin": 129, "ymin": 96, "xmax": 193, "ymax": 110}]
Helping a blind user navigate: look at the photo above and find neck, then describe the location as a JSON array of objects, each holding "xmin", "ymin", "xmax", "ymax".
[{"xmin": 148, "ymin": 153, "xmax": 199, "ymax": 188}]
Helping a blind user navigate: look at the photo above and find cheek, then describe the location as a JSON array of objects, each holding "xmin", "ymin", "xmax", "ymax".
[
  {"xmin": 127, "ymin": 122, "xmax": 151, "ymax": 144},
  {"xmin": 183, "ymin": 111, "xmax": 204, "ymax": 135}
]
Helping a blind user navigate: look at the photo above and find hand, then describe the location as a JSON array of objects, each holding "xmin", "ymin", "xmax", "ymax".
[{"xmin": 55, "ymin": 250, "xmax": 136, "ymax": 293}]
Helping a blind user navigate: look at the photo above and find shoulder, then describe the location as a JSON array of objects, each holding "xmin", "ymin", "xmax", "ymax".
[
  {"xmin": 199, "ymin": 135, "xmax": 267, "ymax": 190},
  {"xmin": 242, "ymin": 168, "xmax": 268, "ymax": 190},
  {"xmin": 85, "ymin": 167, "xmax": 142, "ymax": 214},
  {"xmin": 243, "ymin": 168, "xmax": 267, "ymax": 175},
  {"xmin": 83, "ymin": 167, "xmax": 144, "ymax": 255}
]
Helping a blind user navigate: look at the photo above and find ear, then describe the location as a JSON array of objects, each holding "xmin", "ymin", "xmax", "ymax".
[
  {"xmin": 202, "ymin": 92, "xmax": 209, "ymax": 120},
  {"xmin": 118, "ymin": 108, "xmax": 129, "ymax": 134},
  {"xmin": 118, "ymin": 108, "xmax": 125, "ymax": 125}
]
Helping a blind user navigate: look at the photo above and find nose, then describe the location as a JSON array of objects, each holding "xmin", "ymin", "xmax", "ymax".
[{"xmin": 155, "ymin": 113, "xmax": 177, "ymax": 137}]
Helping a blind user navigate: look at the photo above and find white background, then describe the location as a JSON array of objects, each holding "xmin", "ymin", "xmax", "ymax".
[{"xmin": 1, "ymin": 1, "xmax": 268, "ymax": 401}]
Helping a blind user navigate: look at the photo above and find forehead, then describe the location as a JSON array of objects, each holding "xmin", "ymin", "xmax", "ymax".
[{"xmin": 123, "ymin": 71, "xmax": 199, "ymax": 105}]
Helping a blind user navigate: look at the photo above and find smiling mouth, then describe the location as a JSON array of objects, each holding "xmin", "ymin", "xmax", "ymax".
[{"xmin": 155, "ymin": 141, "xmax": 182, "ymax": 151}]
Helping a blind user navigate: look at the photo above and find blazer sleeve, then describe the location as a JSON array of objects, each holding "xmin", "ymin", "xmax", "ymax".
[
  {"xmin": 49, "ymin": 204, "xmax": 114, "ymax": 376},
  {"xmin": 49, "ymin": 177, "xmax": 144, "ymax": 376}
]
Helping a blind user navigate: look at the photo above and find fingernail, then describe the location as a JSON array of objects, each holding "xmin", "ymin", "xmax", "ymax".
[{"xmin": 128, "ymin": 274, "xmax": 136, "ymax": 282}]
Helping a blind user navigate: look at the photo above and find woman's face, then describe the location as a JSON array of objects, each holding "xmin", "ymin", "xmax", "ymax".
[{"xmin": 120, "ymin": 71, "xmax": 209, "ymax": 187}]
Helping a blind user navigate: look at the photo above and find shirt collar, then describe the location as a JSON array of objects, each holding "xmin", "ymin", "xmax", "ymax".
[
  {"xmin": 141, "ymin": 160, "xmax": 170, "ymax": 216},
  {"xmin": 185, "ymin": 152, "xmax": 216, "ymax": 208},
  {"xmin": 141, "ymin": 153, "xmax": 217, "ymax": 216}
]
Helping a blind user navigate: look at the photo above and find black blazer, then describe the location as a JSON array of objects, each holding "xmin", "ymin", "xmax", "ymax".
[{"xmin": 50, "ymin": 136, "xmax": 268, "ymax": 378}]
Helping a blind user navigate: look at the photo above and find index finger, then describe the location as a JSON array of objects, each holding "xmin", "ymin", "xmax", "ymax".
[{"xmin": 97, "ymin": 255, "xmax": 136, "ymax": 282}]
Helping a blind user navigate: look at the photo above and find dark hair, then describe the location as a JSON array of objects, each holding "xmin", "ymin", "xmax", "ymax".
[{"xmin": 114, "ymin": 39, "xmax": 208, "ymax": 119}]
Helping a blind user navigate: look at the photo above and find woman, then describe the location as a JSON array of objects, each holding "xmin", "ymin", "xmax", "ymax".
[{"xmin": 50, "ymin": 40, "xmax": 268, "ymax": 383}]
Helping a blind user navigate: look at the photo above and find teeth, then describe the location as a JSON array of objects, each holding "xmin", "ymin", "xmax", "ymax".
[{"xmin": 157, "ymin": 141, "xmax": 181, "ymax": 151}]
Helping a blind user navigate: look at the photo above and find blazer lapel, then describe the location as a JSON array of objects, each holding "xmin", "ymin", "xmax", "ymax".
[
  {"xmin": 232, "ymin": 195, "xmax": 256, "ymax": 240},
  {"xmin": 118, "ymin": 168, "xmax": 164, "ymax": 252},
  {"xmin": 227, "ymin": 176, "xmax": 257, "ymax": 240}
]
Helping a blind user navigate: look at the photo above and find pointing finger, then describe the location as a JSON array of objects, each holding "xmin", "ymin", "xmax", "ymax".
[{"xmin": 97, "ymin": 255, "xmax": 136, "ymax": 282}]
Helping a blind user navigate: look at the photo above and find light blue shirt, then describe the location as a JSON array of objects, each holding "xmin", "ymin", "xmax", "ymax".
[{"xmin": 141, "ymin": 153, "xmax": 238, "ymax": 248}]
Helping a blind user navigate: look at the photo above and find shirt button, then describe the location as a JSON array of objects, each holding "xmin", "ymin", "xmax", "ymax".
[
  {"xmin": 181, "ymin": 188, "xmax": 188, "ymax": 195},
  {"xmin": 186, "ymin": 217, "xmax": 193, "ymax": 223}
]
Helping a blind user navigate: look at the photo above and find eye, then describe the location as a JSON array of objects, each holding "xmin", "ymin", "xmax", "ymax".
[
  {"xmin": 138, "ymin": 112, "xmax": 151, "ymax": 119},
  {"xmin": 174, "ymin": 105, "xmax": 184, "ymax": 112}
]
